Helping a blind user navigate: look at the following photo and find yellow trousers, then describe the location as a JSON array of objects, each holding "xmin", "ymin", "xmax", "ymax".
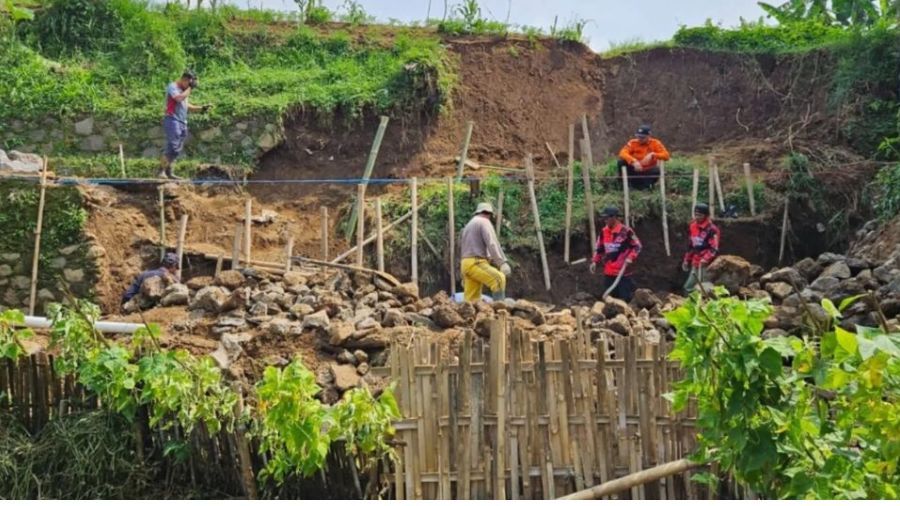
[{"xmin": 461, "ymin": 257, "xmax": 506, "ymax": 302}]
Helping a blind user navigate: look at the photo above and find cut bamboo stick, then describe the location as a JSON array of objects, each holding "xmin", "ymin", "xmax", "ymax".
[
  {"xmin": 320, "ymin": 206, "xmax": 329, "ymax": 261},
  {"xmin": 707, "ymin": 157, "xmax": 715, "ymax": 219},
  {"xmin": 691, "ymin": 167, "xmax": 699, "ymax": 213},
  {"xmin": 175, "ymin": 214, "xmax": 189, "ymax": 279},
  {"xmin": 347, "ymin": 115, "xmax": 389, "ymax": 240},
  {"xmin": 284, "ymin": 236, "xmax": 294, "ymax": 273},
  {"xmin": 580, "ymin": 138, "xmax": 597, "ymax": 251},
  {"xmin": 447, "ymin": 178, "xmax": 455, "ymax": 294},
  {"xmin": 118, "ymin": 144, "xmax": 126, "ymax": 178},
  {"xmin": 714, "ymin": 164, "xmax": 725, "ymax": 212},
  {"xmin": 243, "ymin": 198, "xmax": 252, "ymax": 264},
  {"xmin": 376, "ymin": 197, "xmax": 385, "ymax": 273},
  {"xmin": 214, "ymin": 254, "xmax": 223, "ymax": 277},
  {"xmin": 659, "ymin": 161, "xmax": 671, "ymax": 256},
  {"xmin": 158, "ymin": 187, "xmax": 166, "ymax": 262},
  {"xmin": 779, "ymin": 195, "xmax": 790, "ymax": 264},
  {"xmin": 356, "ymin": 184, "xmax": 365, "ymax": 267},
  {"xmin": 545, "ymin": 142, "xmax": 562, "ymax": 170},
  {"xmin": 622, "ymin": 166, "xmax": 631, "ymax": 228},
  {"xmin": 743, "ymin": 162, "xmax": 756, "ymax": 216},
  {"xmin": 411, "ymin": 177, "xmax": 418, "ymax": 286},
  {"xmin": 564, "ymin": 123, "xmax": 575, "ymax": 264},
  {"xmin": 526, "ymin": 155, "xmax": 551, "ymax": 291},
  {"xmin": 561, "ymin": 458, "xmax": 703, "ymax": 500},
  {"xmin": 456, "ymin": 120, "xmax": 474, "ymax": 181},
  {"xmin": 27, "ymin": 159, "xmax": 48, "ymax": 316},
  {"xmin": 495, "ymin": 188, "xmax": 504, "ymax": 231},
  {"xmin": 231, "ymin": 223, "xmax": 242, "ymax": 270}
]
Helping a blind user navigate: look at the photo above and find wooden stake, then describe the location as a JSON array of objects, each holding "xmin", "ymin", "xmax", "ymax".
[
  {"xmin": 564, "ymin": 123, "xmax": 574, "ymax": 264},
  {"xmin": 621, "ymin": 166, "xmax": 631, "ymax": 228},
  {"xmin": 580, "ymin": 138, "xmax": 597, "ymax": 251},
  {"xmin": 347, "ymin": 115, "xmax": 389, "ymax": 240},
  {"xmin": 495, "ymin": 188, "xmax": 504, "ymax": 231},
  {"xmin": 175, "ymin": 214, "xmax": 188, "ymax": 279},
  {"xmin": 356, "ymin": 184, "xmax": 365, "ymax": 267},
  {"xmin": 456, "ymin": 120, "xmax": 474, "ymax": 181},
  {"xmin": 118, "ymin": 144, "xmax": 126, "ymax": 178},
  {"xmin": 779, "ymin": 195, "xmax": 790, "ymax": 265},
  {"xmin": 714, "ymin": 164, "xmax": 725, "ymax": 212},
  {"xmin": 320, "ymin": 206, "xmax": 329, "ymax": 261},
  {"xmin": 158, "ymin": 187, "xmax": 166, "ymax": 262},
  {"xmin": 743, "ymin": 162, "xmax": 756, "ymax": 216},
  {"xmin": 691, "ymin": 167, "xmax": 699, "ymax": 214},
  {"xmin": 376, "ymin": 197, "xmax": 385, "ymax": 273},
  {"xmin": 659, "ymin": 161, "xmax": 671, "ymax": 257},
  {"xmin": 447, "ymin": 178, "xmax": 455, "ymax": 294},
  {"xmin": 27, "ymin": 159, "xmax": 48, "ymax": 316},
  {"xmin": 231, "ymin": 223, "xmax": 242, "ymax": 270},
  {"xmin": 331, "ymin": 202, "xmax": 425, "ymax": 264},
  {"xmin": 243, "ymin": 198, "xmax": 252, "ymax": 264},
  {"xmin": 707, "ymin": 157, "xmax": 716, "ymax": 219},
  {"xmin": 526, "ymin": 155, "xmax": 551, "ymax": 291},
  {"xmin": 411, "ymin": 177, "xmax": 419, "ymax": 286},
  {"xmin": 214, "ymin": 254, "xmax": 224, "ymax": 277},
  {"xmin": 284, "ymin": 236, "xmax": 294, "ymax": 273},
  {"xmin": 545, "ymin": 142, "xmax": 562, "ymax": 170}
]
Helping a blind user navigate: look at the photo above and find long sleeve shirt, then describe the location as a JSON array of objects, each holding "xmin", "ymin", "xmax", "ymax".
[
  {"xmin": 683, "ymin": 218, "xmax": 720, "ymax": 267},
  {"xmin": 460, "ymin": 216, "xmax": 506, "ymax": 266},
  {"xmin": 618, "ymin": 137, "xmax": 670, "ymax": 170},
  {"xmin": 591, "ymin": 223, "xmax": 642, "ymax": 276}
]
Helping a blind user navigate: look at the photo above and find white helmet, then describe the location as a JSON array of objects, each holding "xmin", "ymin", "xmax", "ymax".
[{"xmin": 473, "ymin": 202, "xmax": 495, "ymax": 216}]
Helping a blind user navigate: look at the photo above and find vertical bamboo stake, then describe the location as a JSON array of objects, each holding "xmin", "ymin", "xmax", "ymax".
[
  {"xmin": 714, "ymin": 164, "xmax": 725, "ymax": 212},
  {"xmin": 356, "ymin": 184, "xmax": 365, "ymax": 267},
  {"xmin": 779, "ymin": 195, "xmax": 790, "ymax": 265},
  {"xmin": 659, "ymin": 161, "xmax": 671, "ymax": 257},
  {"xmin": 347, "ymin": 115, "xmax": 389, "ymax": 240},
  {"xmin": 411, "ymin": 177, "xmax": 419, "ymax": 286},
  {"xmin": 158, "ymin": 187, "xmax": 166, "ymax": 262},
  {"xmin": 284, "ymin": 236, "xmax": 294, "ymax": 273},
  {"xmin": 243, "ymin": 198, "xmax": 252, "ymax": 264},
  {"xmin": 320, "ymin": 206, "xmax": 329, "ymax": 261},
  {"xmin": 707, "ymin": 157, "xmax": 716, "ymax": 219},
  {"xmin": 446, "ymin": 178, "xmax": 455, "ymax": 294},
  {"xmin": 231, "ymin": 223, "xmax": 242, "ymax": 270},
  {"xmin": 118, "ymin": 144, "xmax": 126, "ymax": 178},
  {"xmin": 376, "ymin": 197, "xmax": 385, "ymax": 273},
  {"xmin": 27, "ymin": 158, "xmax": 48, "ymax": 316},
  {"xmin": 564, "ymin": 123, "xmax": 575, "ymax": 264},
  {"xmin": 175, "ymin": 214, "xmax": 188, "ymax": 279},
  {"xmin": 691, "ymin": 167, "xmax": 699, "ymax": 213},
  {"xmin": 495, "ymin": 188, "xmax": 504, "ymax": 231},
  {"xmin": 214, "ymin": 254, "xmax": 223, "ymax": 277},
  {"xmin": 455, "ymin": 120, "xmax": 474, "ymax": 181},
  {"xmin": 621, "ymin": 165, "xmax": 631, "ymax": 227},
  {"xmin": 526, "ymin": 155, "xmax": 551, "ymax": 291},
  {"xmin": 580, "ymin": 138, "xmax": 597, "ymax": 250},
  {"xmin": 743, "ymin": 162, "xmax": 756, "ymax": 216}
]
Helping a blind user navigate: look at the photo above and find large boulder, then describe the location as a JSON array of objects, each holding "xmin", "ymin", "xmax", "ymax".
[
  {"xmin": 160, "ymin": 283, "xmax": 189, "ymax": 306},
  {"xmin": 391, "ymin": 282, "xmax": 420, "ymax": 300},
  {"xmin": 793, "ymin": 257, "xmax": 823, "ymax": 282},
  {"xmin": 765, "ymin": 281, "xmax": 793, "ymax": 301},
  {"xmin": 433, "ymin": 305, "xmax": 465, "ymax": 328},
  {"xmin": 302, "ymin": 310, "xmax": 331, "ymax": 331},
  {"xmin": 331, "ymin": 364, "xmax": 361, "ymax": 391},
  {"xmin": 190, "ymin": 286, "xmax": 230, "ymax": 313},
  {"xmin": 602, "ymin": 298, "xmax": 631, "ymax": 319},
  {"xmin": 760, "ymin": 267, "xmax": 807, "ymax": 289},
  {"xmin": 810, "ymin": 276, "xmax": 840, "ymax": 295},
  {"xmin": 630, "ymin": 288, "xmax": 661, "ymax": 310},
  {"xmin": 140, "ymin": 276, "xmax": 166, "ymax": 301},
  {"xmin": 821, "ymin": 261, "xmax": 851, "ymax": 280},
  {"xmin": 186, "ymin": 276, "xmax": 214, "ymax": 291},
  {"xmin": 214, "ymin": 270, "xmax": 246, "ymax": 289},
  {"xmin": 705, "ymin": 255, "xmax": 752, "ymax": 293}
]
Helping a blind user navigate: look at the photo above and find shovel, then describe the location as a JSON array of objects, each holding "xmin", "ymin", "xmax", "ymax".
[{"xmin": 602, "ymin": 261, "xmax": 629, "ymax": 299}]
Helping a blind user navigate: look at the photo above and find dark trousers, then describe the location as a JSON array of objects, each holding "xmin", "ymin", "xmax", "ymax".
[
  {"xmin": 604, "ymin": 274, "xmax": 635, "ymax": 302},
  {"xmin": 618, "ymin": 158, "xmax": 660, "ymax": 190}
]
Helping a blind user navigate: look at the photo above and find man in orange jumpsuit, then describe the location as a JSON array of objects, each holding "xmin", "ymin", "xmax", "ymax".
[{"xmin": 617, "ymin": 125, "xmax": 670, "ymax": 190}]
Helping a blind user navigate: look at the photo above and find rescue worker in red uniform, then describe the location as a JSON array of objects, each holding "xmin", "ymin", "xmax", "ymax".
[
  {"xmin": 589, "ymin": 207, "xmax": 642, "ymax": 301},
  {"xmin": 682, "ymin": 203, "xmax": 720, "ymax": 293}
]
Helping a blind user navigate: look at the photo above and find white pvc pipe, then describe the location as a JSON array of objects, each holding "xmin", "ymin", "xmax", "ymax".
[{"xmin": 23, "ymin": 316, "xmax": 144, "ymax": 334}]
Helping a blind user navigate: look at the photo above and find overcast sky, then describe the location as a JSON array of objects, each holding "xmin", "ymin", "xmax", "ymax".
[{"xmin": 214, "ymin": 0, "xmax": 769, "ymax": 50}]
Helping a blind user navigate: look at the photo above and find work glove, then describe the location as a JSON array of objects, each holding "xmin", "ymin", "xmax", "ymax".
[
  {"xmin": 589, "ymin": 262, "xmax": 596, "ymax": 274},
  {"xmin": 682, "ymin": 262, "xmax": 690, "ymax": 272},
  {"xmin": 500, "ymin": 262, "xmax": 511, "ymax": 276}
]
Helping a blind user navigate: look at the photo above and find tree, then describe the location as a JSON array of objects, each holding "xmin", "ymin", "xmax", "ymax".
[{"xmin": 758, "ymin": 0, "xmax": 896, "ymax": 25}]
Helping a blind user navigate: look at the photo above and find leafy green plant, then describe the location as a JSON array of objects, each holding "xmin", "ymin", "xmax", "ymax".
[
  {"xmin": 338, "ymin": 0, "xmax": 373, "ymax": 25},
  {"xmin": 872, "ymin": 163, "xmax": 900, "ymax": 220},
  {"xmin": 330, "ymin": 385, "xmax": 400, "ymax": 465},
  {"xmin": 552, "ymin": 17, "xmax": 589, "ymax": 44},
  {"xmin": 0, "ymin": 308, "xmax": 31, "ymax": 361},
  {"xmin": 667, "ymin": 291, "xmax": 900, "ymax": 498},
  {"xmin": 306, "ymin": 5, "xmax": 332, "ymax": 25}
]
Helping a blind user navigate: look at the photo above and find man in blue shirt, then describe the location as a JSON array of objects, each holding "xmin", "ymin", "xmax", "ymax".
[
  {"xmin": 158, "ymin": 70, "xmax": 211, "ymax": 180},
  {"xmin": 122, "ymin": 253, "xmax": 180, "ymax": 305}
]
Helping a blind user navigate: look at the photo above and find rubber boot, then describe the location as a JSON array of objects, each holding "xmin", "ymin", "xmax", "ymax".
[
  {"xmin": 491, "ymin": 289, "xmax": 506, "ymax": 301},
  {"xmin": 156, "ymin": 169, "xmax": 169, "ymax": 180},
  {"xmin": 165, "ymin": 166, "xmax": 182, "ymax": 180}
]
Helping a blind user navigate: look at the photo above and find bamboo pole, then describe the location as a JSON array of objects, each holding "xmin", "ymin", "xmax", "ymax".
[
  {"xmin": 175, "ymin": 214, "xmax": 188, "ymax": 279},
  {"xmin": 526, "ymin": 155, "xmax": 551, "ymax": 291},
  {"xmin": 691, "ymin": 167, "xmax": 699, "ymax": 213},
  {"xmin": 621, "ymin": 166, "xmax": 631, "ymax": 228},
  {"xmin": 331, "ymin": 203, "xmax": 425, "ymax": 264},
  {"xmin": 347, "ymin": 115, "xmax": 389, "ymax": 240},
  {"xmin": 455, "ymin": 120, "xmax": 474, "ymax": 181},
  {"xmin": 707, "ymin": 157, "xmax": 716, "ymax": 219},
  {"xmin": 376, "ymin": 197, "xmax": 385, "ymax": 273},
  {"xmin": 714, "ymin": 164, "xmax": 725, "ymax": 212},
  {"xmin": 320, "ymin": 206, "xmax": 329, "ymax": 261},
  {"xmin": 560, "ymin": 458, "xmax": 702, "ymax": 500},
  {"xmin": 659, "ymin": 161, "xmax": 671, "ymax": 256},
  {"xmin": 495, "ymin": 188, "xmax": 504, "ymax": 231},
  {"xmin": 356, "ymin": 184, "xmax": 365, "ymax": 267},
  {"xmin": 284, "ymin": 236, "xmax": 294, "ymax": 273},
  {"xmin": 447, "ymin": 178, "xmax": 455, "ymax": 294},
  {"xmin": 243, "ymin": 198, "xmax": 252, "ymax": 265},
  {"xmin": 564, "ymin": 123, "xmax": 574, "ymax": 264},
  {"xmin": 580, "ymin": 138, "xmax": 597, "ymax": 250},
  {"xmin": 743, "ymin": 162, "xmax": 756, "ymax": 216},
  {"xmin": 231, "ymin": 223, "xmax": 242, "ymax": 270},
  {"xmin": 411, "ymin": 177, "xmax": 418, "ymax": 286},
  {"xmin": 214, "ymin": 254, "xmax": 223, "ymax": 277},
  {"xmin": 545, "ymin": 142, "xmax": 562, "ymax": 170},
  {"xmin": 779, "ymin": 195, "xmax": 790, "ymax": 264},
  {"xmin": 27, "ymin": 158, "xmax": 48, "ymax": 316},
  {"xmin": 118, "ymin": 144, "xmax": 126, "ymax": 178},
  {"xmin": 158, "ymin": 187, "xmax": 166, "ymax": 262}
]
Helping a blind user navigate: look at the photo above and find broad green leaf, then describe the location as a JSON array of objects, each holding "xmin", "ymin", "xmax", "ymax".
[
  {"xmin": 766, "ymin": 336, "xmax": 802, "ymax": 357},
  {"xmin": 821, "ymin": 298, "xmax": 841, "ymax": 319},
  {"xmin": 857, "ymin": 334, "xmax": 877, "ymax": 360},
  {"xmin": 836, "ymin": 327, "xmax": 858, "ymax": 355},
  {"xmin": 838, "ymin": 294, "xmax": 866, "ymax": 312}
]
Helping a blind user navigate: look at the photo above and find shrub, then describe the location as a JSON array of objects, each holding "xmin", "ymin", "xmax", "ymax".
[
  {"xmin": 873, "ymin": 163, "xmax": 900, "ymax": 220},
  {"xmin": 306, "ymin": 5, "xmax": 332, "ymax": 25},
  {"xmin": 24, "ymin": 0, "xmax": 124, "ymax": 57}
]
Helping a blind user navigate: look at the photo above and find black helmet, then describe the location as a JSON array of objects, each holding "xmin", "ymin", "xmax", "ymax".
[
  {"xmin": 694, "ymin": 203, "xmax": 711, "ymax": 216},
  {"xmin": 600, "ymin": 206, "xmax": 621, "ymax": 218},
  {"xmin": 635, "ymin": 125, "xmax": 651, "ymax": 136}
]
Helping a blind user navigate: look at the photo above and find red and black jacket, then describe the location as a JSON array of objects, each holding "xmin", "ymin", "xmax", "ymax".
[
  {"xmin": 592, "ymin": 223, "xmax": 642, "ymax": 276},
  {"xmin": 683, "ymin": 218, "xmax": 720, "ymax": 267}
]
